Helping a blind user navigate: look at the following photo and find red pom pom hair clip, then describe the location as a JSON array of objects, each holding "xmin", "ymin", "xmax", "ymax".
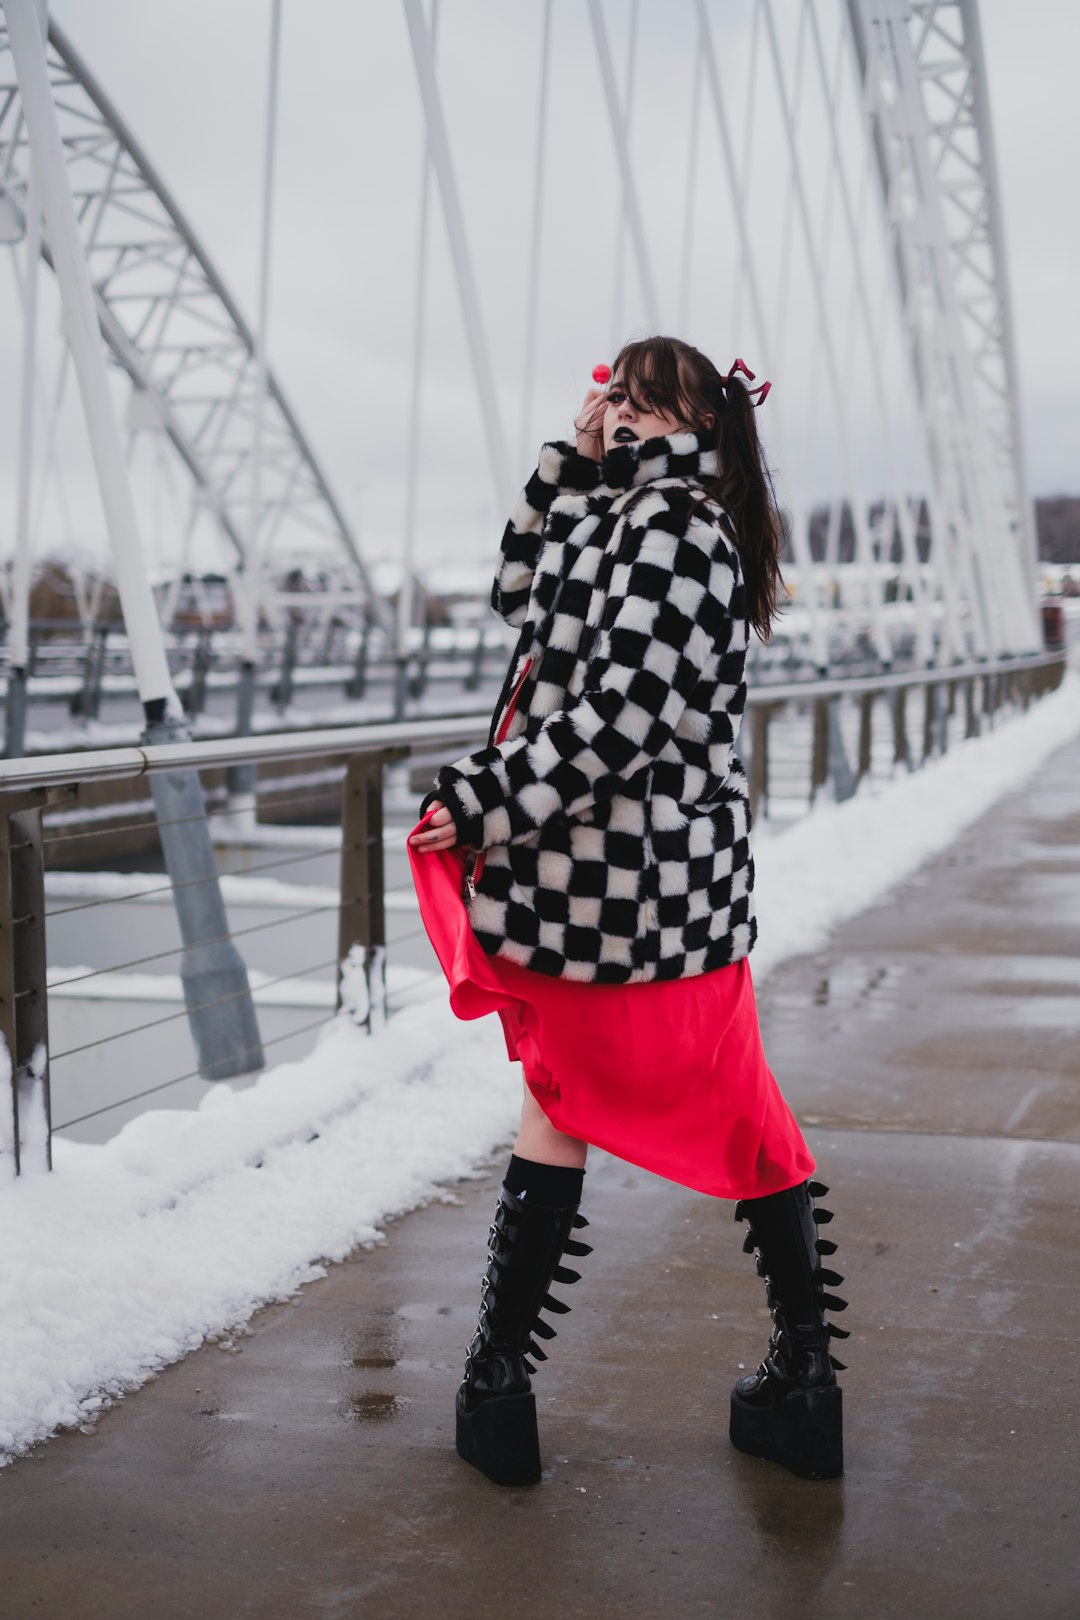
[
  {"xmin": 727, "ymin": 356, "xmax": 771, "ymax": 407},
  {"xmin": 592, "ymin": 363, "xmax": 612, "ymax": 386}
]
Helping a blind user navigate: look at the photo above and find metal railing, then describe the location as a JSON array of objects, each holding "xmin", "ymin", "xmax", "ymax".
[
  {"xmin": 0, "ymin": 619, "xmax": 514, "ymax": 737},
  {"xmin": 0, "ymin": 648, "xmax": 1066, "ymax": 1176}
]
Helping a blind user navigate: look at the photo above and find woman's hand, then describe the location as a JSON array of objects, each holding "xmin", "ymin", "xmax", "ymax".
[
  {"xmin": 574, "ymin": 387, "xmax": 607, "ymax": 462},
  {"xmin": 408, "ymin": 800, "xmax": 459, "ymax": 852}
]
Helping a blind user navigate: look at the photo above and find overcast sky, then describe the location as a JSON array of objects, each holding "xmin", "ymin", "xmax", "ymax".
[{"xmin": 1, "ymin": 0, "xmax": 1077, "ymax": 580}]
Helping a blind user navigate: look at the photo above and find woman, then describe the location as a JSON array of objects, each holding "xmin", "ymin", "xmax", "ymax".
[{"xmin": 408, "ymin": 336, "xmax": 848, "ymax": 1488}]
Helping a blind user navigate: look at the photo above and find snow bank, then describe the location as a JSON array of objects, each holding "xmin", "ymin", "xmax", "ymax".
[
  {"xmin": 0, "ymin": 979, "xmax": 514, "ymax": 1462},
  {"xmin": 1, "ymin": 673, "xmax": 1077, "ymax": 1464}
]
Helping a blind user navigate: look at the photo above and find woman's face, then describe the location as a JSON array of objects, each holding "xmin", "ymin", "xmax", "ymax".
[{"xmin": 601, "ymin": 374, "xmax": 713, "ymax": 453}]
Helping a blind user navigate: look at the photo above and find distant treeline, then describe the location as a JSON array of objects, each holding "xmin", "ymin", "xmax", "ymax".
[
  {"xmin": 1034, "ymin": 498, "xmax": 1080, "ymax": 564},
  {"xmin": 795, "ymin": 496, "xmax": 1080, "ymax": 565}
]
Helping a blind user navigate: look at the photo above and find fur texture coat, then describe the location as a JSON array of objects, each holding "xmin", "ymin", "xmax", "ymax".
[{"xmin": 425, "ymin": 429, "xmax": 756, "ymax": 984}]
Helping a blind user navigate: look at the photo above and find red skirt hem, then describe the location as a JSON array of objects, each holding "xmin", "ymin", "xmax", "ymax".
[{"xmin": 408, "ymin": 815, "xmax": 814, "ymax": 1200}]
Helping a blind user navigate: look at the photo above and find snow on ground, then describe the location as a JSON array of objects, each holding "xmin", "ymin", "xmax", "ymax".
[{"xmin": 1, "ymin": 673, "xmax": 1078, "ymax": 1465}]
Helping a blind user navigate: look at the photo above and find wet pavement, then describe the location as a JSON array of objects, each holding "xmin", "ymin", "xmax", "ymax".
[{"xmin": 3, "ymin": 736, "xmax": 1079, "ymax": 1619}]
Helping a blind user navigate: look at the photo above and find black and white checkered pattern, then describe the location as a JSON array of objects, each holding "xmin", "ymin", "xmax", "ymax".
[{"xmin": 429, "ymin": 430, "xmax": 756, "ymax": 984}]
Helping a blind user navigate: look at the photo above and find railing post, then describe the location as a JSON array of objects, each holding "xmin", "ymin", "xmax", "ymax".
[
  {"xmin": 4, "ymin": 664, "xmax": 29, "ymax": 760},
  {"xmin": 856, "ymin": 690, "xmax": 875, "ymax": 785},
  {"xmin": 937, "ymin": 681, "xmax": 952, "ymax": 754},
  {"xmin": 346, "ymin": 626, "xmax": 370, "ymax": 699},
  {"xmin": 410, "ymin": 622, "xmax": 433, "ymax": 701},
  {"xmin": 228, "ymin": 657, "xmax": 260, "ymax": 798},
  {"xmin": 826, "ymin": 696, "xmax": 857, "ymax": 802},
  {"xmin": 0, "ymin": 790, "xmax": 52, "ymax": 1177},
  {"xmin": 71, "ymin": 625, "xmax": 108, "ymax": 719},
  {"xmin": 922, "ymin": 680, "xmax": 937, "ymax": 762},
  {"xmin": 321, "ymin": 617, "xmax": 340, "ymax": 666},
  {"xmin": 271, "ymin": 618, "xmax": 300, "ymax": 712},
  {"xmin": 338, "ymin": 752, "xmax": 388, "ymax": 1030},
  {"xmin": 748, "ymin": 703, "xmax": 773, "ymax": 821},
  {"xmin": 983, "ymin": 671, "xmax": 997, "ymax": 727},
  {"xmin": 810, "ymin": 697, "xmax": 829, "ymax": 803},
  {"xmin": 964, "ymin": 676, "xmax": 979, "ymax": 738},
  {"xmin": 889, "ymin": 685, "xmax": 912, "ymax": 772},
  {"xmin": 465, "ymin": 628, "xmax": 486, "ymax": 693},
  {"xmin": 183, "ymin": 627, "xmax": 214, "ymax": 719}
]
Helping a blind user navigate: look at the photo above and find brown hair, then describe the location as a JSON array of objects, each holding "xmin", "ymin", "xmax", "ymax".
[{"xmin": 611, "ymin": 335, "xmax": 783, "ymax": 641}]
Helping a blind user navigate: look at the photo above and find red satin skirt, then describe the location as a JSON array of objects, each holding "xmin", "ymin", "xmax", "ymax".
[{"xmin": 408, "ymin": 813, "xmax": 814, "ymax": 1200}]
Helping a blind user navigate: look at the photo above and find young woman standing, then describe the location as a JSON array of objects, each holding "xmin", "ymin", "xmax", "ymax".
[{"xmin": 408, "ymin": 336, "xmax": 848, "ymax": 1487}]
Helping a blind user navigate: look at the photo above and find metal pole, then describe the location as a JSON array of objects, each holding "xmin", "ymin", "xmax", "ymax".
[
  {"xmin": 402, "ymin": 0, "xmax": 513, "ymax": 514},
  {"xmin": 4, "ymin": 0, "xmax": 263, "ymax": 1078},
  {"xmin": 0, "ymin": 791, "xmax": 52, "ymax": 1177},
  {"xmin": 608, "ymin": 0, "xmax": 639, "ymax": 353},
  {"xmin": 586, "ymin": 0, "xmax": 660, "ymax": 329},
  {"xmin": 233, "ymin": 0, "xmax": 283, "ymax": 789},
  {"xmin": 760, "ymin": 0, "xmax": 891, "ymax": 666},
  {"xmin": 397, "ymin": 0, "xmax": 440, "ymax": 722},
  {"xmin": 677, "ymin": 41, "xmax": 703, "ymax": 332},
  {"xmin": 518, "ymin": 0, "xmax": 552, "ymax": 473},
  {"xmin": 695, "ymin": 0, "xmax": 828, "ymax": 668},
  {"xmin": 337, "ymin": 755, "xmax": 387, "ymax": 1030},
  {"xmin": 957, "ymin": 0, "xmax": 1040, "ymax": 606},
  {"xmin": 5, "ymin": 104, "xmax": 42, "ymax": 759},
  {"xmin": 4, "ymin": 0, "xmax": 175, "ymax": 713}
]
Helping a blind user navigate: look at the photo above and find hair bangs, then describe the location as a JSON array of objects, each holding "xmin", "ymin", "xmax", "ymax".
[{"xmin": 612, "ymin": 337, "xmax": 694, "ymax": 422}]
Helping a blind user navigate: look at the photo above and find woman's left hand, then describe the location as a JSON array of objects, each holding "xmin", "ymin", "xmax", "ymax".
[{"xmin": 409, "ymin": 800, "xmax": 458, "ymax": 851}]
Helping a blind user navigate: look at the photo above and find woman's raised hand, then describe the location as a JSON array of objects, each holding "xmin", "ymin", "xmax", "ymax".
[
  {"xmin": 574, "ymin": 387, "xmax": 607, "ymax": 462},
  {"xmin": 408, "ymin": 801, "xmax": 458, "ymax": 852}
]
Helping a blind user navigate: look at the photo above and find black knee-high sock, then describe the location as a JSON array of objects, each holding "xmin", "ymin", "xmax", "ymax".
[{"xmin": 504, "ymin": 1154, "xmax": 584, "ymax": 1209}]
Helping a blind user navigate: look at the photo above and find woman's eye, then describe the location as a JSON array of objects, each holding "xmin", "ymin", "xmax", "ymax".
[{"xmin": 608, "ymin": 389, "xmax": 626, "ymax": 404}]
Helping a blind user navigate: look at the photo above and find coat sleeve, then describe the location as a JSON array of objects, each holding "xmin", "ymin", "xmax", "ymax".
[
  {"xmin": 491, "ymin": 441, "xmax": 601, "ymax": 627},
  {"xmin": 437, "ymin": 491, "xmax": 739, "ymax": 849}
]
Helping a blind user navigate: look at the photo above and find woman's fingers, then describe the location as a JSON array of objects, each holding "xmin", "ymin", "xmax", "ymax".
[
  {"xmin": 408, "ymin": 801, "xmax": 458, "ymax": 849},
  {"xmin": 575, "ymin": 386, "xmax": 607, "ymax": 461},
  {"xmin": 573, "ymin": 386, "xmax": 606, "ymax": 432}
]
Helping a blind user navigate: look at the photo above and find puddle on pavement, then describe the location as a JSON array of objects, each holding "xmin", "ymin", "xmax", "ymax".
[
  {"xmin": 811, "ymin": 962, "xmax": 899, "ymax": 1017},
  {"xmin": 396, "ymin": 1301, "xmax": 454, "ymax": 1321},
  {"xmin": 343, "ymin": 1391, "xmax": 409, "ymax": 1423},
  {"xmin": 1032, "ymin": 812, "xmax": 1080, "ymax": 847},
  {"xmin": 344, "ymin": 1310, "xmax": 401, "ymax": 1372}
]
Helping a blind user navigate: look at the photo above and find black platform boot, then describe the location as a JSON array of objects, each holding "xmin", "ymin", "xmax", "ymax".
[
  {"xmin": 729, "ymin": 1178, "xmax": 849, "ymax": 1480},
  {"xmin": 456, "ymin": 1180, "xmax": 591, "ymax": 1486}
]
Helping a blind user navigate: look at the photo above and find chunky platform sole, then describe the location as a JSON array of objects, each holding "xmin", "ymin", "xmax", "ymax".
[
  {"xmin": 455, "ymin": 1390, "xmax": 542, "ymax": 1487},
  {"xmin": 729, "ymin": 1383, "xmax": 843, "ymax": 1480}
]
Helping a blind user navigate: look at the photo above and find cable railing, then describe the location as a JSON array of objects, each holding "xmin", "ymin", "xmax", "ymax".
[{"xmin": 0, "ymin": 648, "xmax": 1066, "ymax": 1175}]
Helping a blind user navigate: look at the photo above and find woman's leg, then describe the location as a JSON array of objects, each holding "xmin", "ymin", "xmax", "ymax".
[
  {"xmin": 514, "ymin": 1081, "xmax": 589, "ymax": 1169},
  {"xmin": 729, "ymin": 1179, "xmax": 848, "ymax": 1480},
  {"xmin": 455, "ymin": 1083, "xmax": 591, "ymax": 1486}
]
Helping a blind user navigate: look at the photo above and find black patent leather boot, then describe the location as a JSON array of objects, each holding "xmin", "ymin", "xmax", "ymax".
[
  {"xmin": 729, "ymin": 1178, "xmax": 849, "ymax": 1480},
  {"xmin": 455, "ymin": 1185, "xmax": 591, "ymax": 1486}
]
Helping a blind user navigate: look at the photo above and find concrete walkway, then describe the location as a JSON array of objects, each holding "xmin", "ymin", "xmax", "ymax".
[{"xmin": 3, "ymin": 736, "xmax": 1079, "ymax": 1620}]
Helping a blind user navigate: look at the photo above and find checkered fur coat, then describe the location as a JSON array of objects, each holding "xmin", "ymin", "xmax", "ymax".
[{"xmin": 426, "ymin": 429, "xmax": 756, "ymax": 984}]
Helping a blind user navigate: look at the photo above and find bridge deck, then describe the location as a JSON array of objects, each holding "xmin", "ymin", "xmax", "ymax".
[{"xmin": 3, "ymin": 736, "xmax": 1078, "ymax": 1619}]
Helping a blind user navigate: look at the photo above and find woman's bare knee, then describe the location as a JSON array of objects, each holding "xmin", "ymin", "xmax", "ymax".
[{"xmin": 514, "ymin": 1083, "xmax": 588, "ymax": 1169}]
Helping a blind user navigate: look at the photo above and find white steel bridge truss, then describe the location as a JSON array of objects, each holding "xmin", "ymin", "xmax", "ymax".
[
  {"xmin": 0, "ymin": 2, "xmax": 1039, "ymax": 670},
  {"xmin": 0, "ymin": 16, "xmax": 388, "ymax": 635}
]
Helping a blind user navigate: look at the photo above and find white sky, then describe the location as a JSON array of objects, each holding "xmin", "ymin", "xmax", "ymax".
[{"xmin": 1, "ymin": 0, "xmax": 1077, "ymax": 578}]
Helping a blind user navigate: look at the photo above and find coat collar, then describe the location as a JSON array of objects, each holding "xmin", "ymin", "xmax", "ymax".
[{"xmin": 598, "ymin": 429, "xmax": 719, "ymax": 494}]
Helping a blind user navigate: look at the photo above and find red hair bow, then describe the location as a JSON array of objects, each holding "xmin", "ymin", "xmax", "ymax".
[{"xmin": 727, "ymin": 357, "xmax": 772, "ymax": 407}]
